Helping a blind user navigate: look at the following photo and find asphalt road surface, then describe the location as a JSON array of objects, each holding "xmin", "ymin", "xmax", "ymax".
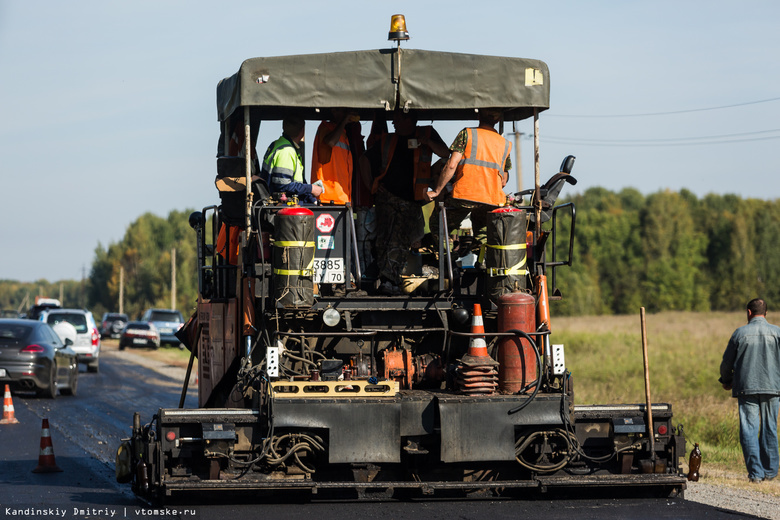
[{"xmin": 0, "ymin": 345, "xmax": 763, "ymax": 520}]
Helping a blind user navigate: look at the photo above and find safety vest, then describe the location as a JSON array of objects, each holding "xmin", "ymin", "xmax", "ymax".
[
  {"xmin": 261, "ymin": 136, "xmax": 304, "ymax": 193},
  {"xmin": 312, "ymin": 121, "xmax": 353, "ymax": 205},
  {"xmin": 371, "ymin": 126, "xmax": 433, "ymax": 201},
  {"xmin": 452, "ymin": 128, "xmax": 511, "ymax": 206}
]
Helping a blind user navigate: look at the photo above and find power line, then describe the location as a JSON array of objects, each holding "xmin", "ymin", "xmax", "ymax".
[
  {"xmin": 544, "ymin": 134, "xmax": 780, "ymax": 147},
  {"xmin": 546, "ymin": 128, "xmax": 780, "ymax": 145},
  {"xmin": 548, "ymin": 97, "xmax": 780, "ymax": 118}
]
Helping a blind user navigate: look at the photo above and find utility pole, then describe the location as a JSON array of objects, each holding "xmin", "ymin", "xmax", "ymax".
[
  {"xmin": 171, "ymin": 248, "xmax": 176, "ymax": 311},
  {"xmin": 119, "ymin": 266, "xmax": 124, "ymax": 315}
]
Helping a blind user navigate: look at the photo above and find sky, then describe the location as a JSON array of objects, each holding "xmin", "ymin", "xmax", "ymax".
[{"xmin": 1, "ymin": 1, "xmax": 778, "ymax": 283}]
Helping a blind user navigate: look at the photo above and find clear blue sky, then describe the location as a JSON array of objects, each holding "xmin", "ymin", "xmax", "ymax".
[{"xmin": 1, "ymin": 1, "xmax": 778, "ymax": 282}]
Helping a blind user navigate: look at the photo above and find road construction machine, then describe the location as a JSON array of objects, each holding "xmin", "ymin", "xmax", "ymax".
[{"xmin": 116, "ymin": 16, "xmax": 687, "ymax": 502}]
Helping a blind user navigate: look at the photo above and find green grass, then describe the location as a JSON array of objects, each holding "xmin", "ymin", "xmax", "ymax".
[{"xmin": 555, "ymin": 310, "xmax": 747, "ymax": 470}]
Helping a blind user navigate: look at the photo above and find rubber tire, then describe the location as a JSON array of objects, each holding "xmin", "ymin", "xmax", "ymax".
[
  {"xmin": 87, "ymin": 359, "xmax": 99, "ymax": 373},
  {"xmin": 60, "ymin": 367, "xmax": 78, "ymax": 396},
  {"xmin": 39, "ymin": 368, "xmax": 57, "ymax": 399}
]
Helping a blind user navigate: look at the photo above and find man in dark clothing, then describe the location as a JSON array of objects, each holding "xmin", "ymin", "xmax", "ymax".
[
  {"xmin": 720, "ymin": 298, "xmax": 780, "ymax": 483},
  {"xmin": 362, "ymin": 111, "xmax": 449, "ymax": 294}
]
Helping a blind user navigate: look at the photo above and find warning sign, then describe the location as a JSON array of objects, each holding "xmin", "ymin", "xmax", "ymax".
[{"xmin": 316, "ymin": 213, "xmax": 335, "ymax": 233}]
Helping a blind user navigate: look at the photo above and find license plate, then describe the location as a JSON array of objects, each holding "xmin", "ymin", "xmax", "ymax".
[
  {"xmin": 133, "ymin": 338, "xmax": 147, "ymax": 345},
  {"xmin": 313, "ymin": 257, "xmax": 344, "ymax": 284},
  {"xmin": 0, "ymin": 368, "xmax": 6, "ymax": 377},
  {"xmin": 159, "ymin": 328, "xmax": 173, "ymax": 334}
]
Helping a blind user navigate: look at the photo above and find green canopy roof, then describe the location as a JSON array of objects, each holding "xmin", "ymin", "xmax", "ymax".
[{"xmin": 217, "ymin": 48, "xmax": 549, "ymax": 123}]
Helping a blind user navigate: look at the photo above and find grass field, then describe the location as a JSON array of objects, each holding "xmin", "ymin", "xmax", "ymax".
[{"xmin": 554, "ymin": 310, "xmax": 749, "ymax": 481}]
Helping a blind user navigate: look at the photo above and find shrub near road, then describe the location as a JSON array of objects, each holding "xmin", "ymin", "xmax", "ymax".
[{"xmin": 556, "ymin": 311, "xmax": 747, "ymax": 480}]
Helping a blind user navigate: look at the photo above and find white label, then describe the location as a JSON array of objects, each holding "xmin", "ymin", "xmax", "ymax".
[
  {"xmin": 0, "ymin": 368, "xmax": 6, "ymax": 377},
  {"xmin": 318, "ymin": 236, "xmax": 335, "ymax": 250},
  {"xmin": 313, "ymin": 257, "xmax": 344, "ymax": 283},
  {"xmin": 552, "ymin": 344, "xmax": 566, "ymax": 376},
  {"xmin": 267, "ymin": 345, "xmax": 280, "ymax": 378}
]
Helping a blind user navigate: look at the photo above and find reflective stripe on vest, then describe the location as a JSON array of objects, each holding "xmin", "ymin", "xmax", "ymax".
[
  {"xmin": 313, "ymin": 121, "xmax": 353, "ymax": 205},
  {"xmin": 262, "ymin": 137, "xmax": 304, "ymax": 190},
  {"xmin": 452, "ymin": 128, "xmax": 511, "ymax": 206}
]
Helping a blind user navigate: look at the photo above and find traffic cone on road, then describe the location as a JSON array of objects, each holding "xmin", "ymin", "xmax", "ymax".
[
  {"xmin": 0, "ymin": 384, "xmax": 19, "ymax": 424},
  {"xmin": 32, "ymin": 418, "xmax": 62, "ymax": 473}
]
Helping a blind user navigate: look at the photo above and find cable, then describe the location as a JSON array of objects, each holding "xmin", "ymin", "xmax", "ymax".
[
  {"xmin": 548, "ymin": 96, "xmax": 780, "ymax": 118},
  {"xmin": 544, "ymin": 134, "xmax": 780, "ymax": 148}
]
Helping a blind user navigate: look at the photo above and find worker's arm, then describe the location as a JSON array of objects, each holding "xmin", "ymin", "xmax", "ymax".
[
  {"xmin": 420, "ymin": 130, "xmax": 450, "ymax": 159},
  {"xmin": 425, "ymin": 150, "xmax": 462, "ymax": 202},
  {"xmin": 718, "ymin": 334, "xmax": 738, "ymax": 391},
  {"xmin": 358, "ymin": 154, "xmax": 373, "ymax": 190},
  {"xmin": 318, "ymin": 113, "xmax": 358, "ymax": 164}
]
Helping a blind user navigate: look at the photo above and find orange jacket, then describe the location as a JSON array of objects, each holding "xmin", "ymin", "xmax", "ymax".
[
  {"xmin": 371, "ymin": 126, "xmax": 433, "ymax": 201},
  {"xmin": 452, "ymin": 128, "xmax": 511, "ymax": 206},
  {"xmin": 313, "ymin": 121, "xmax": 353, "ymax": 205}
]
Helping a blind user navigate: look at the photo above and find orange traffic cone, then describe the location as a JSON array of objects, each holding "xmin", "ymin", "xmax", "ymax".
[
  {"xmin": 32, "ymin": 418, "xmax": 62, "ymax": 473},
  {"xmin": 455, "ymin": 303, "xmax": 499, "ymax": 394},
  {"xmin": 1, "ymin": 384, "xmax": 19, "ymax": 424},
  {"xmin": 466, "ymin": 303, "xmax": 489, "ymax": 357}
]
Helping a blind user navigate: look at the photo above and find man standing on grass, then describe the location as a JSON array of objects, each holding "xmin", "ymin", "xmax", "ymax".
[{"xmin": 720, "ymin": 298, "xmax": 780, "ymax": 483}]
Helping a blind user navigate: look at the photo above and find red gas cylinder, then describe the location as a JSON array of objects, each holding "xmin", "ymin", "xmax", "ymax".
[{"xmin": 497, "ymin": 292, "xmax": 537, "ymax": 394}]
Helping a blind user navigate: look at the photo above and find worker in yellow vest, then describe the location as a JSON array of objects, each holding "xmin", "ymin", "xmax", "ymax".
[{"xmin": 426, "ymin": 108, "xmax": 512, "ymax": 251}]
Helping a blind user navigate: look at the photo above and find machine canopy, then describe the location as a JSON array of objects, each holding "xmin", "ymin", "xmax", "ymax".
[{"xmin": 217, "ymin": 48, "xmax": 550, "ymax": 123}]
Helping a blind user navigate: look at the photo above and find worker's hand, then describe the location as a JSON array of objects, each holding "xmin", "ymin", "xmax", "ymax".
[
  {"xmin": 722, "ymin": 383, "xmax": 732, "ymax": 391},
  {"xmin": 347, "ymin": 111, "xmax": 360, "ymax": 123},
  {"xmin": 311, "ymin": 184, "xmax": 324, "ymax": 197},
  {"xmin": 425, "ymin": 189, "xmax": 438, "ymax": 202}
]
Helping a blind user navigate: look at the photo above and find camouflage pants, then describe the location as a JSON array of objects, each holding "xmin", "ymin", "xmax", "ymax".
[
  {"xmin": 429, "ymin": 196, "xmax": 496, "ymax": 246},
  {"xmin": 375, "ymin": 187, "xmax": 425, "ymax": 284}
]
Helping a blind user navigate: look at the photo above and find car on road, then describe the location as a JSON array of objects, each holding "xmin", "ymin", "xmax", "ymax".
[
  {"xmin": 0, "ymin": 318, "xmax": 78, "ymax": 398},
  {"xmin": 118, "ymin": 321, "xmax": 161, "ymax": 350},
  {"xmin": 27, "ymin": 298, "xmax": 61, "ymax": 321},
  {"xmin": 141, "ymin": 308, "xmax": 184, "ymax": 347},
  {"xmin": 40, "ymin": 309, "xmax": 101, "ymax": 373},
  {"xmin": 100, "ymin": 312, "xmax": 129, "ymax": 339}
]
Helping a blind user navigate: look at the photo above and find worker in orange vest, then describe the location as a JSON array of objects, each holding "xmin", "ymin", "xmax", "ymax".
[
  {"xmin": 312, "ymin": 108, "xmax": 360, "ymax": 205},
  {"xmin": 426, "ymin": 108, "xmax": 512, "ymax": 253}
]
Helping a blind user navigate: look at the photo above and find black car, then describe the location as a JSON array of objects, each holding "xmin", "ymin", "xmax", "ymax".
[
  {"xmin": 0, "ymin": 319, "xmax": 78, "ymax": 398},
  {"xmin": 119, "ymin": 321, "xmax": 161, "ymax": 350},
  {"xmin": 100, "ymin": 312, "xmax": 129, "ymax": 339}
]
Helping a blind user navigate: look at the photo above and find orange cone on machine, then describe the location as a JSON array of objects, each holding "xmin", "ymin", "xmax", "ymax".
[
  {"xmin": 1, "ymin": 384, "xmax": 20, "ymax": 424},
  {"xmin": 466, "ymin": 303, "xmax": 489, "ymax": 357},
  {"xmin": 32, "ymin": 418, "xmax": 63, "ymax": 473},
  {"xmin": 455, "ymin": 303, "xmax": 499, "ymax": 394}
]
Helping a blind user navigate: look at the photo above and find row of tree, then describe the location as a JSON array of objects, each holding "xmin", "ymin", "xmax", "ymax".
[
  {"xmin": 0, "ymin": 210, "xmax": 199, "ymax": 321},
  {"xmin": 552, "ymin": 188, "xmax": 780, "ymax": 316},
  {"xmin": 1, "ymin": 189, "xmax": 778, "ymax": 319}
]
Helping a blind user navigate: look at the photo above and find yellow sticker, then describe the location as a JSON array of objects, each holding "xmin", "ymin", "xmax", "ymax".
[{"xmin": 525, "ymin": 68, "xmax": 544, "ymax": 86}]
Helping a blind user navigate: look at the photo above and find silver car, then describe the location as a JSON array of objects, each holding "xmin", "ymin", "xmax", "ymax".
[{"xmin": 41, "ymin": 309, "xmax": 101, "ymax": 373}]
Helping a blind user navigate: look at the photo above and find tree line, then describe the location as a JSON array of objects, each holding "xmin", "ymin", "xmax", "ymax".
[
  {"xmin": 552, "ymin": 188, "xmax": 780, "ymax": 316},
  {"xmin": 0, "ymin": 210, "xmax": 199, "ymax": 321},
  {"xmin": 0, "ymin": 189, "xmax": 778, "ymax": 319}
]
